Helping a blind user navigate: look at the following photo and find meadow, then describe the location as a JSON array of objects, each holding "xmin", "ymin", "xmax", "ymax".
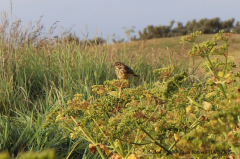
[{"xmin": 1, "ymin": 16, "xmax": 240, "ymax": 159}]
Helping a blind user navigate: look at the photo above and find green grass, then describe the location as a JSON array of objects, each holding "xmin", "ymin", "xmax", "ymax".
[
  {"xmin": 0, "ymin": 16, "xmax": 170, "ymax": 158},
  {"xmin": 1, "ymin": 15, "xmax": 240, "ymax": 158}
]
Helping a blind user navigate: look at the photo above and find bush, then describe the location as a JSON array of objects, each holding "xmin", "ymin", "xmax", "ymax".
[
  {"xmin": 132, "ymin": 18, "xmax": 240, "ymax": 41},
  {"xmin": 50, "ymin": 31, "xmax": 240, "ymax": 158}
]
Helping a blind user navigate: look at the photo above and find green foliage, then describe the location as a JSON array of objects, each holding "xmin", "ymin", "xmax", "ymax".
[
  {"xmin": 2, "ymin": 12, "xmax": 240, "ymax": 158},
  {"xmin": 51, "ymin": 31, "xmax": 240, "ymax": 158},
  {"xmin": 132, "ymin": 18, "xmax": 240, "ymax": 41},
  {"xmin": 18, "ymin": 149, "xmax": 55, "ymax": 159},
  {"xmin": 0, "ymin": 14, "xmax": 110, "ymax": 158},
  {"xmin": 0, "ymin": 13, "xmax": 166, "ymax": 158},
  {"xmin": 0, "ymin": 149, "xmax": 55, "ymax": 159}
]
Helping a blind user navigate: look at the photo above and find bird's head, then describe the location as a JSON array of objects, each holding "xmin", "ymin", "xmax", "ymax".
[{"xmin": 114, "ymin": 62, "xmax": 124, "ymax": 68}]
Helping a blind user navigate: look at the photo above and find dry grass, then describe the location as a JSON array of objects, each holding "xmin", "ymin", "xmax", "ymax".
[
  {"xmin": 108, "ymin": 34, "xmax": 240, "ymax": 62},
  {"xmin": 103, "ymin": 34, "xmax": 240, "ymax": 77}
]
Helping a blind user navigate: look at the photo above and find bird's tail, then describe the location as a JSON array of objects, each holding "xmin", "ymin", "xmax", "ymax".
[{"xmin": 133, "ymin": 74, "xmax": 139, "ymax": 77}]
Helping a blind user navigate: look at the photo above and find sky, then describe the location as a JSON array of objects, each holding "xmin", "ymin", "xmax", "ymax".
[{"xmin": 0, "ymin": 0, "xmax": 239, "ymax": 42}]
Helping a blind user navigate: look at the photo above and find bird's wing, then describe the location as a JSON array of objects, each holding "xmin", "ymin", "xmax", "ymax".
[{"xmin": 124, "ymin": 66, "xmax": 135, "ymax": 74}]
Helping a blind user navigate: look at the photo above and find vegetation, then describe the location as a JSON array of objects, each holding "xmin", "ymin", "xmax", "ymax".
[
  {"xmin": 1, "ymin": 13, "xmax": 240, "ymax": 158},
  {"xmin": 49, "ymin": 31, "xmax": 240, "ymax": 158},
  {"xmin": 131, "ymin": 18, "xmax": 240, "ymax": 41},
  {"xmin": 0, "ymin": 14, "xmax": 162, "ymax": 158}
]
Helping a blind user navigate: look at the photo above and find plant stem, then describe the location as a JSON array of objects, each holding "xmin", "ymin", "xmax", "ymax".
[
  {"xmin": 223, "ymin": 42, "xmax": 229, "ymax": 76},
  {"xmin": 206, "ymin": 55, "xmax": 227, "ymax": 99},
  {"xmin": 187, "ymin": 96, "xmax": 203, "ymax": 108},
  {"xmin": 118, "ymin": 139, "xmax": 124, "ymax": 157},
  {"xmin": 140, "ymin": 127, "xmax": 172, "ymax": 154}
]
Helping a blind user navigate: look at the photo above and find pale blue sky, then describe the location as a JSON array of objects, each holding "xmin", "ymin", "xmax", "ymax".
[{"xmin": 0, "ymin": 0, "xmax": 239, "ymax": 42}]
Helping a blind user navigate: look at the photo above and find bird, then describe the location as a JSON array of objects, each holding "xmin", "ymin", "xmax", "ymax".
[{"xmin": 114, "ymin": 62, "xmax": 139, "ymax": 80}]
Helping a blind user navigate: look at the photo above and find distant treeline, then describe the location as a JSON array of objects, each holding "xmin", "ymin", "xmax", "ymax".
[
  {"xmin": 57, "ymin": 34, "xmax": 106, "ymax": 46},
  {"xmin": 52, "ymin": 17, "xmax": 240, "ymax": 45},
  {"xmin": 131, "ymin": 17, "xmax": 240, "ymax": 41}
]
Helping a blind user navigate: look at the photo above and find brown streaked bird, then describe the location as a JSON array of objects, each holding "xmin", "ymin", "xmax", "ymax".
[{"xmin": 114, "ymin": 62, "xmax": 139, "ymax": 80}]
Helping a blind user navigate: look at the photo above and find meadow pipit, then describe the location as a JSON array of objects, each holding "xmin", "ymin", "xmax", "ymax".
[{"xmin": 114, "ymin": 62, "xmax": 139, "ymax": 80}]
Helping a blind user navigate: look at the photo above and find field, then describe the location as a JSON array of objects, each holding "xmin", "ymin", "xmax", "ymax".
[{"xmin": 1, "ymin": 18, "xmax": 240, "ymax": 159}]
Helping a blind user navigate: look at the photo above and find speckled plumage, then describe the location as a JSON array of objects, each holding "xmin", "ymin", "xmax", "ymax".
[{"xmin": 114, "ymin": 62, "xmax": 138, "ymax": 79}]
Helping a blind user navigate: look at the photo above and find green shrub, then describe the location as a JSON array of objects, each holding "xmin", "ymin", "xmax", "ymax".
[
  {"xmin": 51, "ymin": 31, "xmax": 240, "ymax": 158},
  {"xmin": 132, "ymin": 18, "xmax": 240, "ymax": 41}
]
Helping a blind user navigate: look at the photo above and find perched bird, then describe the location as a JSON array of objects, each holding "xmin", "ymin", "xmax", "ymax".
[{"xmin": 114, "ymin": 62, "xmax": 139, "ymax": 79}]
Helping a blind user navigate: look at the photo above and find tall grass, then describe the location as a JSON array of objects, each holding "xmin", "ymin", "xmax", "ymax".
[{"xmin": 0, "ymin": 13, "xmax": 190, "ymax": 158}]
